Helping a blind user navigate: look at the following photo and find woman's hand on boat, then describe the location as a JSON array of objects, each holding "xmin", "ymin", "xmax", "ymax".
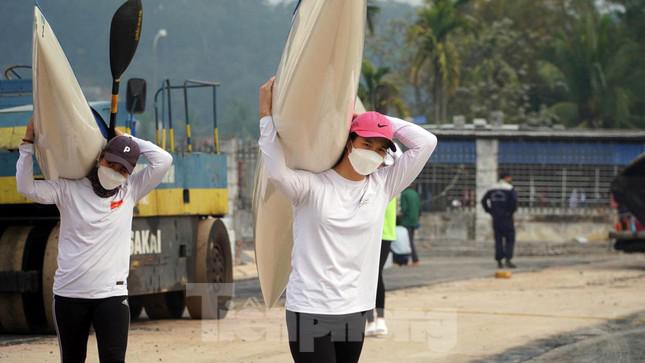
[{"xmin": 259, "ymin": 76, "xmax": 275, "ymax": 119}]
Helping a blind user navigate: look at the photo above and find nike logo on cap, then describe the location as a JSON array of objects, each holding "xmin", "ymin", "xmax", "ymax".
[{"xmin": 377, "ymin": 123, "xmax": 387, "ymax": 128}]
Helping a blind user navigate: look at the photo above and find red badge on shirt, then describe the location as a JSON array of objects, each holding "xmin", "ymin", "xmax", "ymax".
[{"xmin": 111, "ymin": 200, "xmax": 124, "ymax": 210}]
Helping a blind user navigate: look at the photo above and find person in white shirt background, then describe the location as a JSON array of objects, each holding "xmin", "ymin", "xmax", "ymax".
[
  {"xmin": 17, "ymin": 119, "xmax": 172, "ymax": 363},
  {"xmin": 258, "ymin": 77, "xmax": 437, "ymax": 363}
]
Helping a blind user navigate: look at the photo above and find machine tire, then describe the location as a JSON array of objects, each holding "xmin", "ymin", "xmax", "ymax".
[
  {"xmin": 144, "ymin": 291, "xmax": 185, "ymax": 319},
  {"xmin": 614, "ymin": 239, "xmax": 645, "ymax": 253},
  {"xmin": 129, "ymin": 297, "xmax": 143, "ymax": 321},
  {"xmin": 0, "ymin": 226, "xmax": 33, "ymax": 333},
  {"xmin": 42, "ymin": 224, "xmax": 59, "ymax": 332},
  {"xmin": 186, "ymin": 218, "xmax": 233, "ymax": 320}
]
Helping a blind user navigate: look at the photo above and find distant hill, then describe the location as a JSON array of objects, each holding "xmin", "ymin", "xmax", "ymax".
[{"xmin": 0, "ymin": 0, "xmax": 414, "ymax": 139}]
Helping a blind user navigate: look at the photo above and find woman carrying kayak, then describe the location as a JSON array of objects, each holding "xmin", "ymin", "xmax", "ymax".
[
  {"xmin": 258, "ymin": 77, "xmax": 437, "ymax": 363},
  {"xmin": 17, "ymin": 120, "xmax": 172, "ymax": 363}
]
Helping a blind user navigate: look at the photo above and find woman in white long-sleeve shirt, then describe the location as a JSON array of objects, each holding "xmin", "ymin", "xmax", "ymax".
[
  {"xmin": 16, "ymin": 120, "xmax": 172, "ymax": 363},
  {"xmin": 257, "ymin": 78, "xmax": 437, "ymax": 363}
]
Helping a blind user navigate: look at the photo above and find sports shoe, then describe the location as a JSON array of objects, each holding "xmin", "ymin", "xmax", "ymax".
[
  {"xmin": 365, "ymin": 321, "xmax": 377, "ymax": 337},
  {"xmin": 375, "ymin": 318, "xmax": 388, "ymax": 336},
  {"xmin": 505, "ymin": 260, "xmax": 517, "ymax": 269},
  {"xmin": 497, "ymin": 260, "xmax": 504, "ymax": 269}
]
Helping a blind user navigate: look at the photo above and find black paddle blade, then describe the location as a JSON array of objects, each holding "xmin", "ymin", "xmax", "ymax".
[{"xmin": 109, "ymin": 0, "xmax": 143, "ymax": 80}]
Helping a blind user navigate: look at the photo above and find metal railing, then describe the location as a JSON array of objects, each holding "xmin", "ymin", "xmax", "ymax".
[
  {"xmin": 499, "ymin": 164, "xmax": 619, "ymax": 209},
  {"xmin": 153, "ymin": 79, "xmax": 221, "ymax": 153}
]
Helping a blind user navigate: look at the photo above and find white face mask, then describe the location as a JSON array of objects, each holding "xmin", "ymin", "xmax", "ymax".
[
  {"xmin": 97, "ymin": 165, "xmax": 127, "ymax": 190},
  {"xmin": 348, "ymin": 144, "xmax": 384, "ymax": 176}
]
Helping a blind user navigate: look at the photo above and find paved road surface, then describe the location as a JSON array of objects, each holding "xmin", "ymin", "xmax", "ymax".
[{"xmin": 234, "ymin": 254, "xmax": 613, "ymax": 303}]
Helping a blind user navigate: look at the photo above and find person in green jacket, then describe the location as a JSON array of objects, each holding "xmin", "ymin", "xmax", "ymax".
[
  {"xmin": 400, "ymin": 186, "xmax": 421, "ymax": 264},
  {"xmin": 365, "ymin": 198, "xmax": 396, "ymax": 337}
]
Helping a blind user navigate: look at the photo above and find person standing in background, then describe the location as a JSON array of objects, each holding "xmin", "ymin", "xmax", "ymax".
[
  {"xmin": 481, "ymin": 172, "xmax": 518, "ymax": 269},
  {"xmin": 365, "ymin": 198, "xmax": 396, "ymax": 337},
  {"xmin": 400, "ymin": 186, "xmax": 421, "ymax": 265}
]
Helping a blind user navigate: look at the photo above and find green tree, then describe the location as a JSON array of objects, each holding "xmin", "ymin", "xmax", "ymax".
[
  {"xmin": 407, "ymin": 0, "xmax": 472, "ymax": 123},
  {"xmin": 458, "ymin": 0, "xmax": 567, "ymax": 118},
  {"xmin": 611, "ymin": 0, "xmax": 645, "ymax": 44},
  {"xmin": 450, "ymin": 18, "xmax": 533, "ymax": 124},
  {"xmin": 608, "ymin": 0, "xmax": 645, "ymax": 126},
  {"xmin": 358, "ymin": 59, "xmax": 408, "ymax": 116},
  {"xmin": 541, "ymin": 6, "xmax": 645, "ymax": 128}
]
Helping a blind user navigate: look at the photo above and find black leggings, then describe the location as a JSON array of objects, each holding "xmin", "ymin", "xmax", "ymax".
[
  {"xmin": 367, "ymin": 240, "xmax": 392, "ymax": 322},
  {"xmin": 53, "ymin": 294, "xmax": 130, "ymax": 363},
  {"xmin": 406, "ymin": 227, "xmax": 419, "ymax": 263},
  {"xmin": 286, "ymin": 310, "xmax": 367, "ymax": 363}
]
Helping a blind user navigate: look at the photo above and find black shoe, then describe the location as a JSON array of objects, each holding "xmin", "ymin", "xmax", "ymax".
[
  {"xmin": 497, "ymin": 260, "xmax": 504, "ymax": 269},
  {"xmin": 505, "ymin": 260, "xmax": 517, "ymax": 269}
]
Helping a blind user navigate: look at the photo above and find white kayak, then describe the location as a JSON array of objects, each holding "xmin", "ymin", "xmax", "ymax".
[
  {"xmin": 32, "ymin": 6, "xmax": 105, "ymax": 180},
  {"xmin": 254, "ymin": 0, "xmax": 366, "ymax": 308}
]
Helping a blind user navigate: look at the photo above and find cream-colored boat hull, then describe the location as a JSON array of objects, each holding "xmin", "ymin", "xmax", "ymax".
[
  {"xmin": 254, "ymin": 0, "xmax": 366, "ymax": 308},
  {"xmin": 32, "ymin": 6, "xmax": 105, "ymax": 180}
]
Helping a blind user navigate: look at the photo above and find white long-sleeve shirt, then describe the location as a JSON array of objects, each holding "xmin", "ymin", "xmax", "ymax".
[
  {"xmin": 16, "ymin": 137, "xmax": 173, "ymax": 299},
  {"xmin": 258, "ymin": 116, "xmax": 437, "ymax": 314}
]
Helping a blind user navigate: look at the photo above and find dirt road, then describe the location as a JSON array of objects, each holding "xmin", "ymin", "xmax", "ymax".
[{"xmin": 1, "ymin": 254, "xmax": 644, "ymax": 362}]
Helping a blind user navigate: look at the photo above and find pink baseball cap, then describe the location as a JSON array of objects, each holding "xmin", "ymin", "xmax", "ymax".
[{"xmin": 350, "ymin": 111, "xmax": 396, "ymax": 151}]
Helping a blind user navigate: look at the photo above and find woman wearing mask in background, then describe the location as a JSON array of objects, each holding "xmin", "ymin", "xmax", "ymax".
[
  {"xmin": 258, "ymin": 77, "xmax": 437, "ymax": 363},
  {"xmin": 17, "ymin": 119, "xmax": 173, "ymax": 363}
]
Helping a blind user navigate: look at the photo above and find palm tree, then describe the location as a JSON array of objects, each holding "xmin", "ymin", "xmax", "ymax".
[
  {"xmin": 407, "ymin": 0, "xmax": 472, "ymax": 123},
  {"xmin": 543, "ymin": 9, "xmax": 645, "ymax": 128},
  {"xmin": 359, "ymin": 59, "xmax": 408, "ymax": 116}
]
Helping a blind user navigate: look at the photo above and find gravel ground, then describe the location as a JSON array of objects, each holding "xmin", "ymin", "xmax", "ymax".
[{"xmin": 1, "ymin": 253, "xmax": 644, "ymax": 362}]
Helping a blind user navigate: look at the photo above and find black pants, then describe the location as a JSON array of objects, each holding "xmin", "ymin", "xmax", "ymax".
[
  {"xmin": 406, "ymin": 226, "xmax": 419, "ymax": 263},
  {"xmin": 53, "ymin": 294, "xmax": 130, "ymax": 363},
  {"xmin": 493, "ymin": 220, "xmax": 516, "ymax": 261},
  {"xmin": 367, "ymin": 240, "xmax": 392, "ymax": 322},
  {"xmin": 286, "ymin": 310, "xmax": 367, "ymax": 363}
]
